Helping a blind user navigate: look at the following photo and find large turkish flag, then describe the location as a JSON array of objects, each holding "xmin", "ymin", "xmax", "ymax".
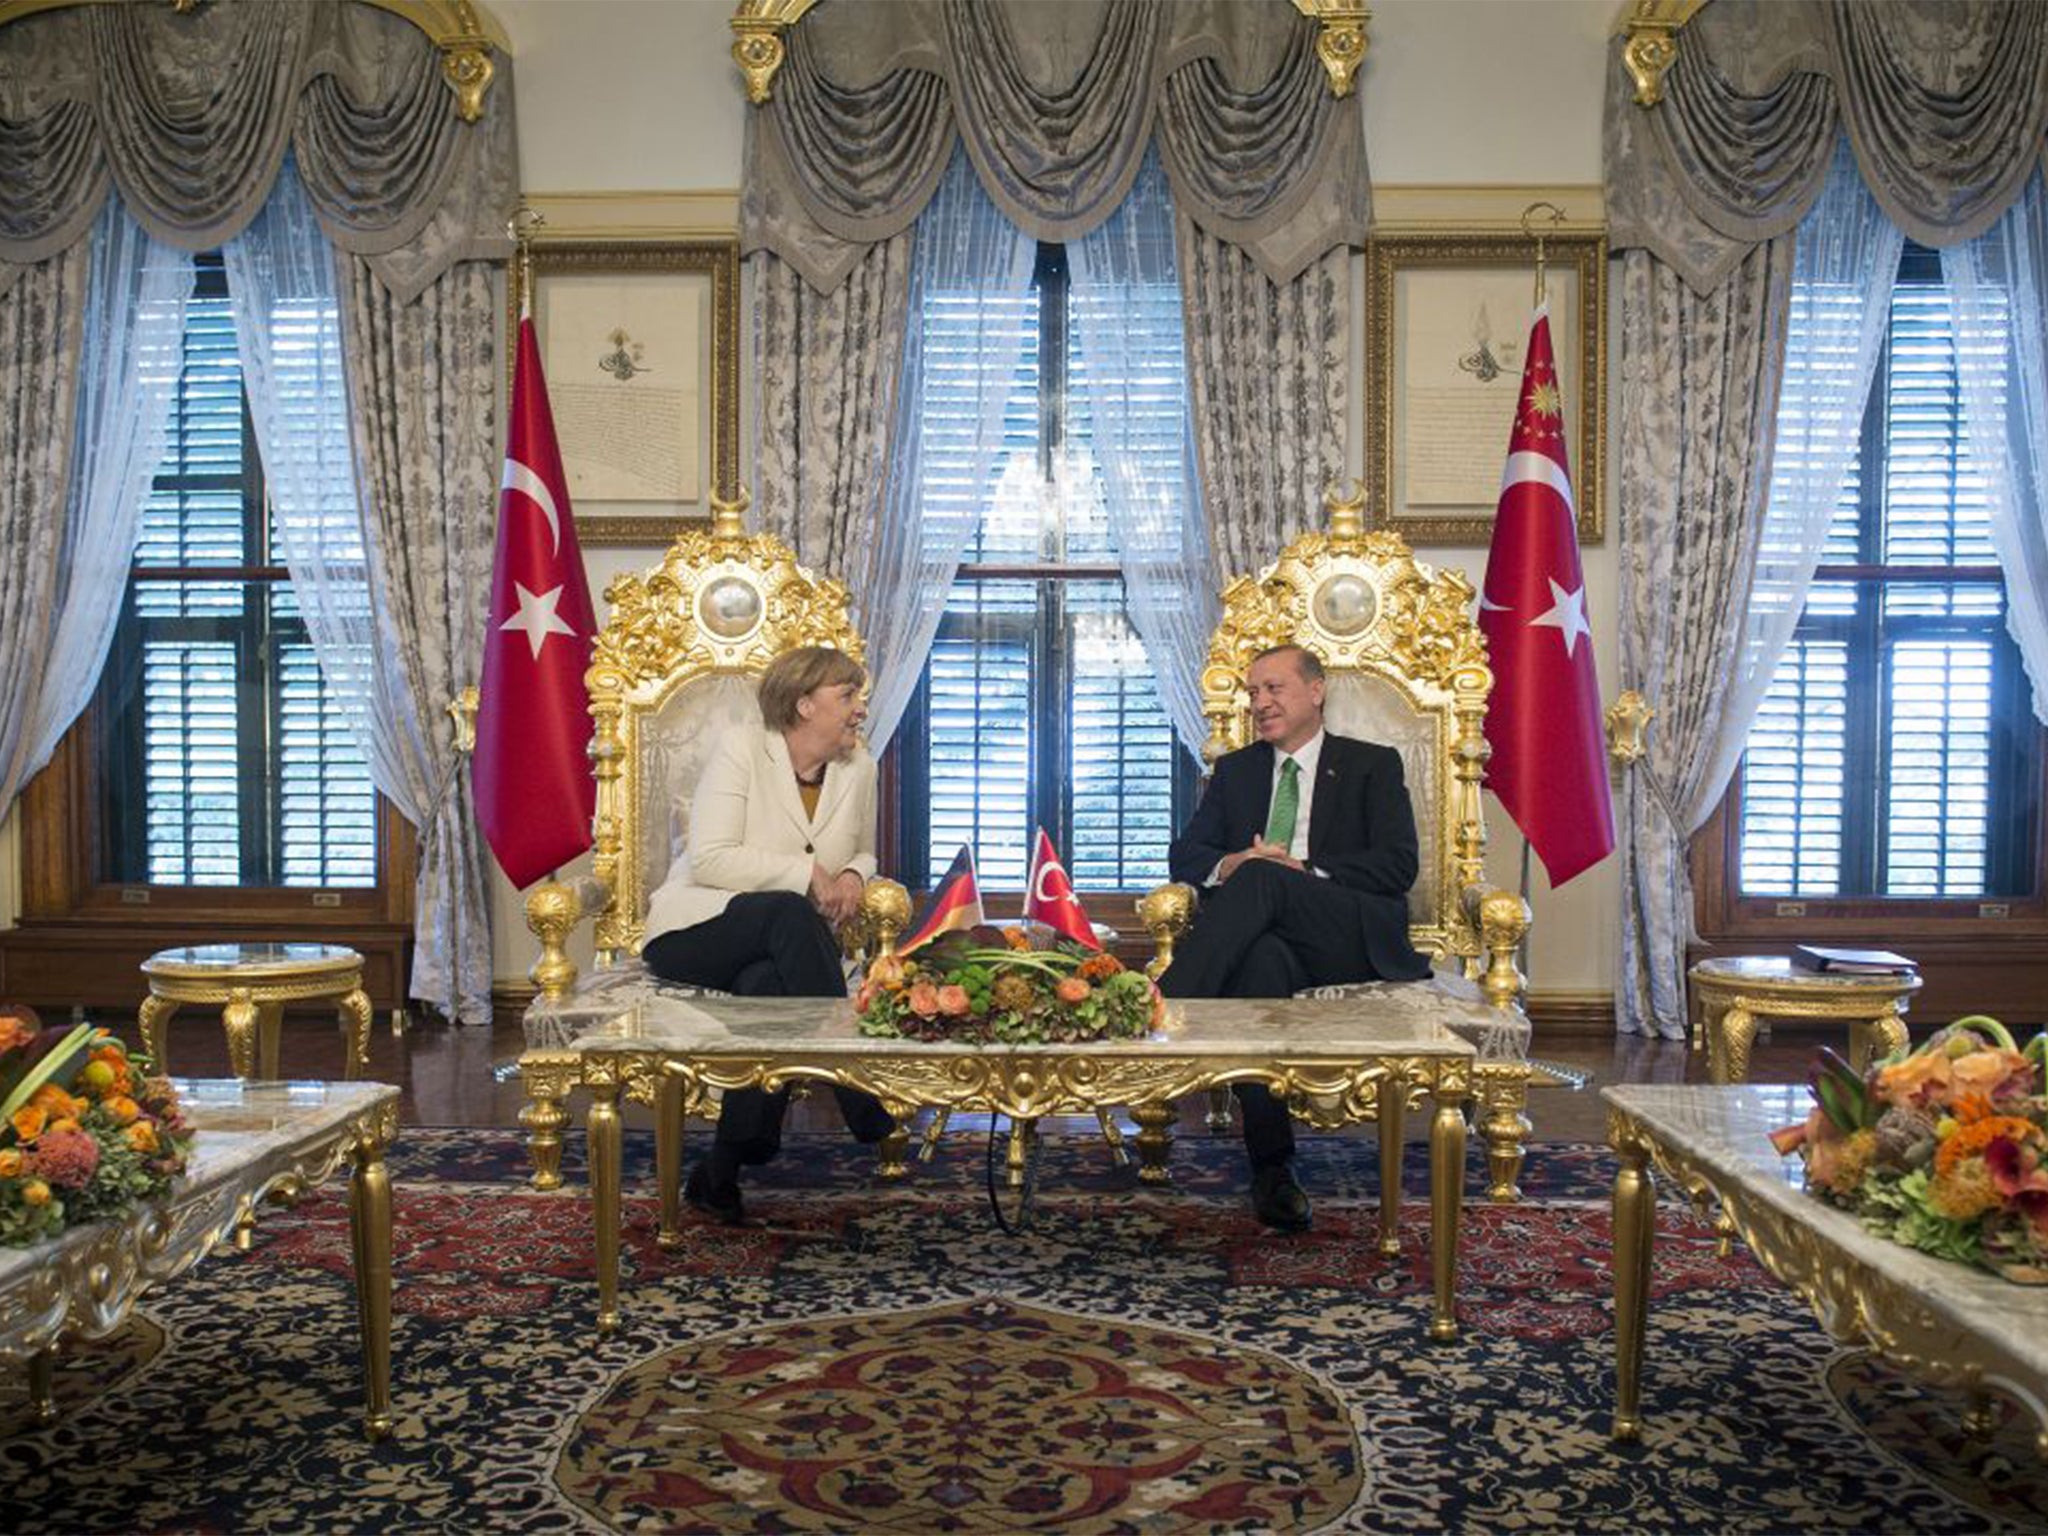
[
  {"xmin": 1478, "ymin": 307, "xmax": 1614, "ymax": 887},
  {"xmin": 473, "ymin": 317, "xmax": 596, "ymax": 889}
]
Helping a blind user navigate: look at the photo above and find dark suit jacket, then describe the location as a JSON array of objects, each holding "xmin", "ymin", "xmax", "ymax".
[{"xmin": 1168, "ymin": 733, "xmax": 1430, "ymax": 982}]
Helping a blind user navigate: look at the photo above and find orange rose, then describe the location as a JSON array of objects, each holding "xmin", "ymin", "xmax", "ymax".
[
  {"xmin": 907, "ymin": 981, "xmax": 941, "ymax": 1018},
  {"xmin": 1950, "ymin": 1048, "xmax": 2030, "ymax": 1097},
  {"xmin": 47, "ymin": 1118, "xmax": 79, "ymax": 1137},
  {"xmin": 0, "ymin": 1149, "xmax": 22, "ymax": 1178},
  {"xmin": 1055, "ymin": 977, "xmax": 1091, "ymax": 1005},
  {"xmin": 30, "ymin": 1085, "xmax": 81, "ymax": 1120},
  {"xmin": 937, "ymin": 985, "xmax": 972, "ymax": 1016},
  {"xmin": 20, "ymin": 1178, "xmax": 50, "ymax": 1207},
  {"xmin": 10, "ymin": 1105, "xmax": 47, "ymax": 1144},
  {"xmin": 867, "ymin": 955, "xmax": 907, "ymax": 991},
  {"xmin": 125, "ymin": 1120, "xmax": 159, "ymax": 1154},
  {"xmin": 104, "ymin": 1096, "xmax": 141, "ymax": 1126}
]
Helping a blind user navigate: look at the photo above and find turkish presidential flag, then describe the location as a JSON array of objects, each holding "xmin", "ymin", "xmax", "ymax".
[
  {"xmin": 1477, "ymin": 306, "xmax": 1614, "ymax": 887},
  {"xmin": 1024, "ymin": 828, "xmax": 1101, "ymax": 950},
  {"xmin": 473, "ymin": 316, "xmax": 597, "ymax": 889}
]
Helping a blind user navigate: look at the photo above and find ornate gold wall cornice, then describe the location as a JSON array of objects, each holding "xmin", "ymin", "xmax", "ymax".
[
  {"xmin": 0, "ymin": 0, "xmax": 512, "ymax": 122},
  {"xmin": 730, "ymin": 0, "xmax": 1371, "ymax": 105},
  {"xmin": 1615, "ymin": 0, "xmax": 1705, "ymax": 108}
]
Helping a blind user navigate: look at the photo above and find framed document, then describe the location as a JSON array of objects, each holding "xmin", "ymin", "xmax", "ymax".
[
  {"xmin": 508, "ymin": 240, "xmax": 740, "ymax": 546},
  {"xmin": 1366, "ymin": 232, "xmax": 1606, "ymax": 545}
]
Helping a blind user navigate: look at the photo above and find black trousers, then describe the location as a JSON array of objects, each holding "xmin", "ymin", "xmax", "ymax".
[
  {"xmin": 1157, "ymin": 860, "xmax": 1382, "ymax": 1167},
  {"xmin": 641, "ymin": 890, "xmax": 894, "ymax": 1164}
]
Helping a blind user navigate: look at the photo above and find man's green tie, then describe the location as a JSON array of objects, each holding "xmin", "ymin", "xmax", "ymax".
[{"xmin": 1265, "ymin": 756, "xmax": 1300, "ymax": 849}]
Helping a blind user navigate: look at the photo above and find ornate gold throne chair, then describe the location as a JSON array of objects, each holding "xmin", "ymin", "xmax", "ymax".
[
  {"xmin": 515, "ymin": 501, "xmax": 911, "ymax": 1195},
  {"xmin": 1142, "ymin": 489, "xmax": 1537, "ymax": 1201}
]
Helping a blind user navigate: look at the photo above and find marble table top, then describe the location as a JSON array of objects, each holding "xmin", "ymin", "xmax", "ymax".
[
  {"xmin": 1604, "ymin": 1084, "xmax": 2048, "ymax": 1381},
  {"xmin": 0, "ymin": 1080, "xmax": 398, "ymax": 1358},
  {"xmin": 560, "ymin": 994, "xmax": 1478, "ymax": 1060},
  {"xmin": 142, "ymin": 942, "xmax": 363, "ymax": 978},
  {"xmin": 1688, "ymin": 955, "xmax": 1921, "ymax": 993}
]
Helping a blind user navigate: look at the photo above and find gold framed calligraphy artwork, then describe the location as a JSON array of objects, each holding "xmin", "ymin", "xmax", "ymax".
[
  {"xmin": 508, "ymin": 240, "xmax": 740, "ymax": 546},
  {"xmin": 1366, "ymin": 231, "xmax": 1606, "ymax": 545}
]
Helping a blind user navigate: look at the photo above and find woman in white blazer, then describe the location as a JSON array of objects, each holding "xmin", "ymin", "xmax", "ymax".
[{"xmin": 641, "ymin": 646, "xmax": 893, "ymax": 1223}]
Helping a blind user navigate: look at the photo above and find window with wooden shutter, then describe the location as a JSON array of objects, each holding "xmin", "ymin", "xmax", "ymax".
[
  {"xmin": 893, "ymin": 242, "xmax": 1196, "ymax": 896},
  {"xmin": 1725, "ymin": 242, "xmax": 2043, "ymax": 908}
]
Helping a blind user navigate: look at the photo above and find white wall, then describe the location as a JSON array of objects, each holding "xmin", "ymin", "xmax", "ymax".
[{"xmin": 479, "ymin": 0, "xmax": 1626, "ymax": 999}]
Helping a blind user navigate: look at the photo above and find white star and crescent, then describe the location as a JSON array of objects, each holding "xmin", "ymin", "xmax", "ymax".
[
  {"xmin": 1529, "ymin": 577, "xmax": 1592, "ymax": 657},
  {"xmin": 502, "ymin": 457, "xmax": 563, "ymax": 555},
  {"xmin": 500, "ymin": 581, "xmax": 578, "ymax": 659}
]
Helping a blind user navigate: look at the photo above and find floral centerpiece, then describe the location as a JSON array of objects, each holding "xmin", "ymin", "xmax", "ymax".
[
  {"xmin": 0, "ymin": 1006, "xmax": 195, "ymax": 1248},
  {"xmin": 856, "ymin": 926, "xmax": 1164, "ymax": 1046},
  {"xmin": 1770, "ymin": 1015, "xmax": 2048, "ymax": 1284}
]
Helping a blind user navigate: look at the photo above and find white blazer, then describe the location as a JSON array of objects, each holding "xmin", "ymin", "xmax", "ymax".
[{"xmin": 642, "ymin": 724, "xmax": 878, "ymax": 941}]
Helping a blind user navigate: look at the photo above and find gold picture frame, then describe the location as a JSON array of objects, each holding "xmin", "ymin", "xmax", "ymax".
[
  {"xmin": 1366, "ymin": 231, "xmax": 1606, "ymax": 546},
  {"xmin": 508, "ymin": 239, "xmax": 740, "ymax": 546}
]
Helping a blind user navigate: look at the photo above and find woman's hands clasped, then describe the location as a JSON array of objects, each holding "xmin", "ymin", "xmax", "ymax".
[{"xmin": 810, "ymin": 863, "xmax": 866, "ymax": 926}]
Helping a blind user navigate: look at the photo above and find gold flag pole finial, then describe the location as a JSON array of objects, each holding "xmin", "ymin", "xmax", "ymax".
[
  {"xmin": 507, "ymin": 205, "xmax": 547, "ymax": 319},
  {"xmin": 1520, "ymin": 201, "xmax": 1566, "ymax": 310}
]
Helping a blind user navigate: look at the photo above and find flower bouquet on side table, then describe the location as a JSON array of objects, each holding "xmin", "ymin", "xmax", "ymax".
[
  {"xmin": 0, "ymin": 1006, "xmax": 195, "ymax": 1248},
  {"xmin": 1770, "ymin": 1015, "xmax": 2048, "ymax": 1284},
  {"xmin": 856, "ymin": 926, "xmax": 1164, "ymax": 1046}
]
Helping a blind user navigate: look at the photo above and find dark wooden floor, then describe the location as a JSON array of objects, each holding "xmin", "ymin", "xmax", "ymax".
[{"xmin": 114, "ymin": 1007, "xmax": 1837, "ymax": 1147}]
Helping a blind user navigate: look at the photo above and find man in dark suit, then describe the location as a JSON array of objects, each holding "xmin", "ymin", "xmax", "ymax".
[{"xmin": 1161, "ymin": 643, "xmax": 1430, "ymax": 1232}]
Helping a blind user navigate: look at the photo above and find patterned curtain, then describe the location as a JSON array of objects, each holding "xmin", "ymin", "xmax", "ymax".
[
  {"xmin": 339, "ymin": 259, "xmax": 500, "ymax": 1024},
  {"xmin": 1179, "ymin": 227, "xmax": 1348, "ymax": 579}
]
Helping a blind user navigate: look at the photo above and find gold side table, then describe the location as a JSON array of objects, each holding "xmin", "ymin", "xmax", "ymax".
[
  {"xmin": 1688, "ymin": 955, "xmax": 1921, "ymax": 1084},
  {"xmin": 140, "ymin": 943, "xmax": 374, "ymax": 1080}
]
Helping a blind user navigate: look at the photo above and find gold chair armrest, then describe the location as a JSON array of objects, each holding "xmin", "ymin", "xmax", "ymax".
[
  {"xmin": 1461, "ymin": 885, "xmax": 1531, "ymax": 1012},
  {"xmin": 524, "ymin": 875, "xmax": 613, "ymax": 1002},
  {"xmin": 1137, "ymin": 882, "xmax": 1198, "ymax": 980}
]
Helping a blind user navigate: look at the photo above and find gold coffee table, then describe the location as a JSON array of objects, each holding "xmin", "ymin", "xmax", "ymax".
[
  {"xmin": 1688, "ymin": 955, "xmax": 1920, "ymax": 1084},
  {"xmin": 140, "ymin": 943, "xmax": 374, "ymax": 1080}
]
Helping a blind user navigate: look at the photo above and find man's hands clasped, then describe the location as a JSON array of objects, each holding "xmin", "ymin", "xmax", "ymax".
[{"xmin": 1217, "ymin": 837, "xmax": 1303, "ymax": 881}]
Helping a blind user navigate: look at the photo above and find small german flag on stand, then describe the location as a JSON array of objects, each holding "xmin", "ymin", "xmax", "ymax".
[{"xmin": 900, "ymin": 845, "xmax": 985, "ymax": 954}]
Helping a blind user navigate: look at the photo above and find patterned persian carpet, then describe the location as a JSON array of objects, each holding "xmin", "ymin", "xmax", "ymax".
[{"xmin": 2, "ymin": 1129, "xmax": 2045, "ymax": 1535}]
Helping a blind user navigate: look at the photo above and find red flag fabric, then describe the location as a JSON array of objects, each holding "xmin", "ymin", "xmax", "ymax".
[
  {"xmin": 900, "ymin": 846, "xmax": 986, "ymax": 954},
  {"xmin": 473, "ymin": 317, "xmax": 598, "ymax": 890},
  {"xmin": 1477, "ymin": 306, "xmax": 1615, "ymax": 887},
  {"xmin": 1024, "ymin": 828, "xmax": 1102, "ymax": 949}
]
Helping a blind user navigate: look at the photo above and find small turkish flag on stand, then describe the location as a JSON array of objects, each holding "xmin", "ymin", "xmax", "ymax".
[
  {"xmin": 1478, "ymin": 305, "xmax": 1615, "ymax": 887},
  {"xmin": 1024, "ymin": 828, "xmax": 1101, "ymax": 950},
  {"xmin": 473, "ymin": 316, "xmax": 597, "ymax": 889}
]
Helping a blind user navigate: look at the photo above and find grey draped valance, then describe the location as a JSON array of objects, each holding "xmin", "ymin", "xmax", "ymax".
[
  {"xmin": 745, "ymin": 0, "xmax": 1370, "ymax": 292},
  {"xmin": 1605, "ymin": 0, "xmax": 2048, "ymax": 293},
  {"xmin": 0, "ymin": 0, "xmax": 516, "ymax": 303}
]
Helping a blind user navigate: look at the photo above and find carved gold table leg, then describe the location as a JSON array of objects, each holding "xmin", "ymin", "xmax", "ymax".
[
  {"xmin": 347, "ymin": 1115, "xmax": 395, "ymax": 1442},
  {"xmin": 656, "ymin": 1068, "xmax": 685, "ymax": 1249},
  {"xmin": 1851, "ymin": 1007, "xmax": 1909, "ymax": 1073},
  {"xmin": 1131, "ymin": 1101, "xmax": 1175, "ymax": 1183},
  {"xmin": 338, "ymin": 986, "xmax": 373, "ymax": 1079},
  {"xmin": 519, "ymin": 1058, "xmax": 570, "ymax": 1192},
  {"xmin": 877, "ymin": 1122, "xmax": 911, "ymax": 1180},
  {"xmin": 1428, "ymin": 1090, "xmax": 1465, "ymax": 1342},
  {"xmin": 1710, "ymin": 1004, "xmax": 1758, "ymax": 1085},
  {"xmin": 138, "ymin": 993, "xmax": 178, "ymax": 1074},
  {"xmin": 1094, "ymin": 1108, "xmax": 1130, "ymax": 1167},
  {"xmin": 222, "ymin": 989, "xmax": 260, "ymax": 1080},
  {"xmin": 1611, "ymin": 1123, "xmax": 1656, "ymax": 1442},
  {"xmin": 26, "ymin": 1348, "xmax": 54, "ymax": 1424},
  {"xmin": 257, "ymin": 1004, "xmax": 284, "ymax": 1080},
  {"xmin": 1475, "ymin": 1064, "xmax": 1529, "ymax": 1204},
  {"xmin": 917, "ymin": 1106, "xmax": 952, "ymax": 1163},
  {"xmin": 1376, "ymin": 1075, "xmax": 1405, "ymax": 1259},
  {"xmin": 1204, "ymin": 1085, "xmax": 1233, "ymax": 1133},
  {"xmin": 588, "ymin": 1073, "xmax": 623, "ymax": 1337}
]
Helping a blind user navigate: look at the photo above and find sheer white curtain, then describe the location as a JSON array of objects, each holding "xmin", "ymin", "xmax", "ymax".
[
  {"xmin": 863, "ymin": 151, "xmax": 1036, "ymax": 750},
  {"xmin": 1068, "ymin": 149, "xmax": 1214, "ymax": 759},
  {"xmin": 13, "ymin": 201, "xmax": 189, "ymax": 796},
  {"xmin": 1944, "ymin": 170, "xmax": 2048, "ymax": 726},
  {"xmin": 1694, "ymin": 146, "xmax": 1903, "ymax": 808},
  {"xmin": 220, "ymin": 159, "xmax": 385, "ymax": 787}
]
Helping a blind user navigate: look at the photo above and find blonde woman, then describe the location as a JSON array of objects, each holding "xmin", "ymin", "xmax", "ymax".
[{"xmin": 641, "ymin": 646, "xmax": 892, "ymax": 1222}]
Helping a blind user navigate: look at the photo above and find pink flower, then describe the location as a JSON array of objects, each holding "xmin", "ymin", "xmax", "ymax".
[
  {"xmin": 907, "ymin": 981, "xmax": 941, "ymax": 1018},
  {"xmin": 27, "ymin": 1127, "xmax": 100, "ymax": 1191},
  {"xmin": 937, "ymin": 985, "xmax": 972, "ymax": 1016},
  {"xmin": 854, "ymin": 981, "xmax": 878, "ymax": 1012}
]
